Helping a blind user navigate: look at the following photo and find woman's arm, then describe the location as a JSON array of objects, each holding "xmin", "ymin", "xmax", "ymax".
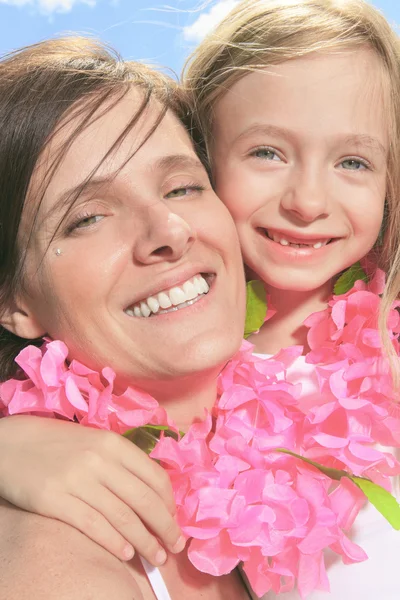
[{"xmin": 0, "ymin": 497, "xmax": 142, "ymax": 600}]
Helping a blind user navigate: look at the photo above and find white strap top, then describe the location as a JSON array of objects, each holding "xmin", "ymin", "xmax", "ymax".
[
  {"xmin": 140, "ymin": 557, "xmax": 172, "ymax": 600},
  {"xmin": 140, "ymin": 557, "xmax": 255, "ymax": 599}
]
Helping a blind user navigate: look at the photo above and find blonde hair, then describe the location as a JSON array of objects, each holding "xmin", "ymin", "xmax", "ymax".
[{"xmin": 183, "ymin": 0, "xmax": 400, "ymax": 371}]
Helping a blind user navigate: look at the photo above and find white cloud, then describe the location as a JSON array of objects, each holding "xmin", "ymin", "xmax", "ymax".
[
  {"xmin": 0, "ymin": 0, "xmax": 96, "ymax": 14},
  {"xmin": 183, "ymin": 0, "xmax": 240, "ymax": 43}
]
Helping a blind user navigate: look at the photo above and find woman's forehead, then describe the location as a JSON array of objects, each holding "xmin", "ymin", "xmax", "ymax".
[{"xmin": 28, "ymin": 91, "xmax": 194, "ymax": 216}]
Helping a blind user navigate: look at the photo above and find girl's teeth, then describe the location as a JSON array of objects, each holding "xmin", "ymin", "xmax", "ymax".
[
  {"xmin": 269, "ymin": 231, "xmax": 328, "ymax": 249},
  {"xmin": 126, "ymin": 274, "xmax": 210, "ymax": 318}
]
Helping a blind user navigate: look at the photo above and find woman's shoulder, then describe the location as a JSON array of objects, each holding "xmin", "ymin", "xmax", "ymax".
[{"xmin": 0, "ymin": 497, "xmax": 140, "ymax": 600}]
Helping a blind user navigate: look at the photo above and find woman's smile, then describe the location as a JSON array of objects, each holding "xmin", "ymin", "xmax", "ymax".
[
  {"xmin": 124, "ymin": 272, "xmax": 213, "ymax": 318},
  {"xmin": 16, "ymin": 89, "xmax": 245, "ymax": 388}
]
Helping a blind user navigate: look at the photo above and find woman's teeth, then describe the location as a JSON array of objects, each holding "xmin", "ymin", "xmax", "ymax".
[
  {"xmin": 125, "ymin": 274, "xmax": 210, "ymax": 318},
  {"xmin": 266, "ymin": 231, "xmax": 330, "ymax": 249}
]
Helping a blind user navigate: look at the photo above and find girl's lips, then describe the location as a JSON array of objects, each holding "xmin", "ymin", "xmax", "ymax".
[
  {"xmin": 263, "ymin": 228, "xmax": 335, "ymax": 246},
  {"xmin": 258, "ymin": 229, "xmax": 340, "ymax": 259}
]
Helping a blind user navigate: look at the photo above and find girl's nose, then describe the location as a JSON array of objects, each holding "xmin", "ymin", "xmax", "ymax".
[{"xmin": 280, "ymin": 167, "xmax": 329, "ymax": 223}]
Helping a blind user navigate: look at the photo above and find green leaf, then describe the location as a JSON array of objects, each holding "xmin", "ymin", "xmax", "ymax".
[
  {"xmin": 351, "ymin": 476, "xmax": 400, "ymax": 530},
  {"xmin": 123, "ymin": 425, "xmax": 180, "ymax": 454},
  {"xmin": 276, "ymin": 448, "xmax": 348, "ymax": 481},
  {"xmin": 276, "ymin": 448, "xmax": 400, "ymax": 530},
  {"xmin": 244, "ymin": 280, "xmax": 268, "ymax": 338},
  {"xmin": 334, "ymin": 262, "xmax": 368, "ymax": 295}
]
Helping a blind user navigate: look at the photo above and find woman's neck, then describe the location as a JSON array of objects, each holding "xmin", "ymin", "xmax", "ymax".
[
  {"xmin": 249, "ymin": 280, "xmax": 333, "ymax": 355},
  {"xmin": 137, "ymin": 369, "xmax": 221, "ymax": 432}
]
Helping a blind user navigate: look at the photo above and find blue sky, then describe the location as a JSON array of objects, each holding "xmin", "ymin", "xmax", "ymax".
[{"xmin": 0, "ymin": 0, "xmax": 398, "ymax": 76}]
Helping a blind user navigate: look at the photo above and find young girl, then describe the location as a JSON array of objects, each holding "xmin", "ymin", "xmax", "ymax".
[
  {"xmin": 182, "ymin": 0, "xmax": 400, "ymax": 597},
  {"xmin": 1, "ymin": 0, "xmax": 400, "ymax": 598}
]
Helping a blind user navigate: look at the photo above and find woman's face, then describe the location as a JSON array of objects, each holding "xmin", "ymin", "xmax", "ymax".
[
  {"xmin": 211, "ymin": 49, "xmax": 388, "ymax": 293},
  {"xmin": 16, "ymin": 90, "xmax": 245, "ymax": 390}
]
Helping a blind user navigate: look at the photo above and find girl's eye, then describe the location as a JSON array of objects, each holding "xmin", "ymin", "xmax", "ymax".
[
  {"xmin": 250, "ymin": 147, "xmax": 281, "ymax": 161},
  {"xmin": 165, "ymin": 185, "xmax": 204, "ymax": 199},
  {"xmin": 339, "ymin": 158, "xmax": 369, "ymax": 171}
]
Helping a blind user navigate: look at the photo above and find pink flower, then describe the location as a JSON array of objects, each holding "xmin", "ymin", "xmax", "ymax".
[
  {"xmin": 0, "ymin": 340, "xmax": 170, "ymax": 433},
  {"xmin": 303, "ymin": 267, "xmax": 400, "ymax": 487}
]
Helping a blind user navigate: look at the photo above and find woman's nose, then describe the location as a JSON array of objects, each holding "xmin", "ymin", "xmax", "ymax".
[
  {"xmin": 280, "ymin": 167, "xmax": 329, "ymax": 223},
  {"xmin": 133, "ymin": 202, "xmax": 195, "ymax": 264}
]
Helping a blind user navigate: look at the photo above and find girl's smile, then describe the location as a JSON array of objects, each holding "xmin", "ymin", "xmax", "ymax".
[{"xmin": 211, "ymin": 48, "xmax": 388, "ymax": 295}]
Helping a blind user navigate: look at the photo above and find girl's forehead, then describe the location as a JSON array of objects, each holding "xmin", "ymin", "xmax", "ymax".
[{"xmin": 212, "ymin": 48, "xmax": 389, "ymax": 144}]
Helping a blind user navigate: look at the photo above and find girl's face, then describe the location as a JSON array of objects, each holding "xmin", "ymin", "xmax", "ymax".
[
  {"xmin": 13, "ymin": 90, "xmax": 245, "ymax": 391},
  {"xmin": 211, "ymin": 48, "xmax": 388, "ymax": 293}
]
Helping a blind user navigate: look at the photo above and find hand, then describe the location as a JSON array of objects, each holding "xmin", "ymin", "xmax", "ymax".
[{"xmin": 0, "ymin": 415, "xmax": 185, "ymax": 565}]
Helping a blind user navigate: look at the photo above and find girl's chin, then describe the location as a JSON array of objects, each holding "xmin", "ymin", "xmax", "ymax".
[{"xmin": 262, "ymin": 276, "xmax": 335, "ymax": 294}]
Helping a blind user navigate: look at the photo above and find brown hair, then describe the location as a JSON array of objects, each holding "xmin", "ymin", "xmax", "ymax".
[
  {"xmin": 0, "ymin": 36, "xmax": 186, "ymax": 380},
  {"xmin": 183, "ymin": 0, "xmax": 400, "ymax": 371}
]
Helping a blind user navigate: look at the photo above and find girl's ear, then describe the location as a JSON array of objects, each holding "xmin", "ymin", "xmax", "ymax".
[{"xmin": 0, "ymin": 300, "xmax": 46, "ymax": 340}]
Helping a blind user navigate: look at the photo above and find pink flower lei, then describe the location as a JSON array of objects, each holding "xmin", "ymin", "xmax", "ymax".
[{"xmin": 1, "ymin": 267, "xmax": 400, "ymax": 598}]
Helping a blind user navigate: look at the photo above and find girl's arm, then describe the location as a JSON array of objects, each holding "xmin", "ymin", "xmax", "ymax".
[{"xmin": 0, "ymin": 415, "xmax": 185, "ymax": 565}]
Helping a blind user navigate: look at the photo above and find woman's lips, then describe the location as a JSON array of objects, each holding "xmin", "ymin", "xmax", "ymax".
[{"xmin": 124, "ymin": 273, "xmax": 213, "ymax": 318}]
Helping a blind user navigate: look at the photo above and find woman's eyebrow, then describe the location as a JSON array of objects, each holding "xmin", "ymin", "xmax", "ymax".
[
  {"xmin": 150, "ymin": 154, "xmax": 205, "ymax": 173},
  {"xmin": 44, "ymin": 154, "xmax": 206, "ymax": 224},
  {"xmin": 43, "ymin": 176, "xmax": 113, "ymax": 225}
]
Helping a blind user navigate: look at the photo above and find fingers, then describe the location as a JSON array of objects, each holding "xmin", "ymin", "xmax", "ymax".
[
  {"xmin": 117, "ymin": 438, "xmax": 177, "ymax": 516},
  {"xmin": 74, "ymin": 430, "xmax": 177, "ymax": 515},
  {"xmin": 42, "ymin": 494, "xmax": 136, "ymax": 562},
  {"xmin": 73, "ymin": 482, "xmax": 184, "ymax": 566},
  {"xmin": 99, "ymin": 468, "xmax": 185, "ymax": 559}
]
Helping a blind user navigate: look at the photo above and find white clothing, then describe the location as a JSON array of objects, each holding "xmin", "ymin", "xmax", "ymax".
[
  {"xmin": 140, "ymin": 557, "xmax": 172, "ymax": 600},
  {"xmin": 140, "ymin": 558, "xmax": 254, "ymax": 599},
  {"xmin": 257, "ymin": 354, "xmax": 400, "ymax": 600}
]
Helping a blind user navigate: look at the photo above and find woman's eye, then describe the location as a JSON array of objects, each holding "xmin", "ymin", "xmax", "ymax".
[
  {"xmin": 165, "ymin": 185, "xmax": 204, "ymax": 199},
  {"xmin": 73, "ymin": 214, "xmax": 104, "ymax": 230},
  {"xmin": 251, "ymin": 148, "xmax": 281, "ymax": 161},
  {"xmin": 339, "ymin": 158, "xmax": 368, "ymax": 171}
]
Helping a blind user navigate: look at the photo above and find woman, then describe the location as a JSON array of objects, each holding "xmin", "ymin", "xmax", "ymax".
[{"xmin": 0, "ymin": 37, "xmax": 250, "ymax": 599}]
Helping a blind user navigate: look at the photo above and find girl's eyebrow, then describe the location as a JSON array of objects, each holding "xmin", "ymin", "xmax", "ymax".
[
  {"xmin": 233, "ymin": 124, "xmax": 387, "ymax": 156},
  {"xmin": 232, "ymin": 123, "xmax": 292, "ymax": 145},
  {"xmin": 344, "ymin": 134, "xmax": 387, "ymax": 156}
]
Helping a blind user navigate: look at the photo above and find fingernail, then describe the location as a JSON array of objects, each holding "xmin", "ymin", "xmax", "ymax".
[
  {"xmin": 171, "ymin": 535, "xmax": 186, "ymax": 554},
  {"xmin": 123, "ymin": 544, "xmax": 135, "ymax": 560},
  {"xmin": 155, "ymin": 548, "xmax": 167, "ymax": 565}
]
